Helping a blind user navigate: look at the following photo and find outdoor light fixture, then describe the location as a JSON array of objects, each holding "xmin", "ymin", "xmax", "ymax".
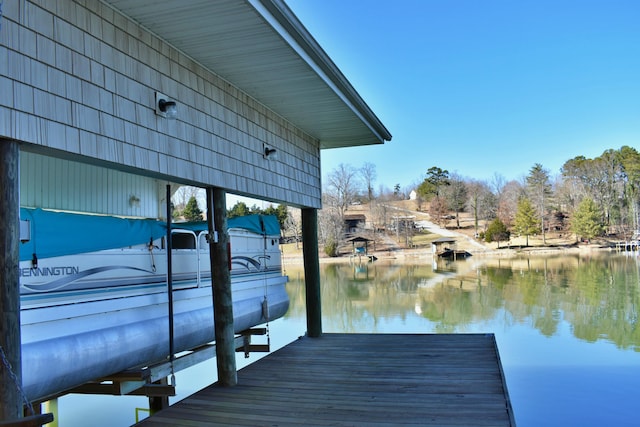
[
  {"xmin": 155, "ymin": 92, "xmax": 177, "ymax": 119},
  {"xmin": 264, "ymin": 144, "xmax": 277, "ymax": 160}
]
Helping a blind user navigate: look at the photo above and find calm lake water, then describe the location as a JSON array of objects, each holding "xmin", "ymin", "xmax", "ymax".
[{"xmin": 56, "ymin": 252, "xmax": 640, "ymax": 426}]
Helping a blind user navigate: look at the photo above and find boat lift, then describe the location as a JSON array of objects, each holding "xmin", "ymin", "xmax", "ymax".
[{"xmin": 68, "ymin": 328, "xmax": 269, "ymax": 397}]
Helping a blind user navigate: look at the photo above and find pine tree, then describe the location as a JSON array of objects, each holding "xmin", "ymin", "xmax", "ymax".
[
  {"xmin": 485, "ymin": 218, "xmax": 510, "ymax": 248},
  {"xmin": 513, "ymin": 198, "xmax": 540, "ymax": 246},
  {"xmin": 571, "ymin": 197, "xmax": 604, "ymax": 241},
  {"xmin": 526, "ymin": 163, "xmax": 552, "ymax": 244},
  {"xmin": 263, "ymin": 204, "xmax": 289, "ymax": 230},
  {"xmin": 227, "ymin": 201, "xmax": 250, "ymax": 218},
  {"xmin": 417, "ymin": 166, "xmax": 450, "ymax": 200},
  {"xmin": 183, "ymin": 196, "xmax": 203, "ymax": 221}
]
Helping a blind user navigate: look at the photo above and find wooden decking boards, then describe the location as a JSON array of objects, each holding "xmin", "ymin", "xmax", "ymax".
[{"xmin": 135, "ymin": 333, "xmax": 515, "ymax": 426}]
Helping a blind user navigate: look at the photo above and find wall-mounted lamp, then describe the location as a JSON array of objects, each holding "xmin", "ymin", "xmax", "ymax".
[
  {"xmin": 129, "ymin": 194, "xmax": 141, "ymax": 207},
  {"xmin": 155, "ymin": 92, "xmax": 177, "ymax": 119},
  {"xmin": 264, "ymin": 144, "xmax": 277, "ymax": 160}
]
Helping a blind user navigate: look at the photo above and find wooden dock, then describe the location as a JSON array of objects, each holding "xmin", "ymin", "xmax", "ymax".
[{"xmin": 135, "ymin": 333, "xmax": 515, "ymax": 426}]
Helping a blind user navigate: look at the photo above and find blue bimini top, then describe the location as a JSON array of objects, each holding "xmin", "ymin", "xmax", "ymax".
[{"xmin": 19, "ymin": 208, "xmax": 280, "ymax": 261}]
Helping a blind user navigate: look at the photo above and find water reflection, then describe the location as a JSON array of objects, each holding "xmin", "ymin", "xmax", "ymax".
[
  {"xmin": 59, "ymin": 253, "xmax": 640, "ymax": 426},
  {"xmin": 285, "ymin": 253, "xmax": 640, "ymax": 350}
]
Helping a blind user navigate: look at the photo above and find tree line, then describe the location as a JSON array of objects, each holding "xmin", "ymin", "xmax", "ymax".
[
  {"xmin": 171, "ymin": 190, "xmax": 290, "ymax": 232},
  {"xmin": 322, "ymin": 146, "xmax": 640, "ymax": 248},
  {"xmin": 172, "ymin": 145, "xmax": 640, "ymax": 251}
]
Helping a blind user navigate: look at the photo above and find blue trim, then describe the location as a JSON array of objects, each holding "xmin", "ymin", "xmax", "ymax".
[{"xmin": 20, "ymin": 208, "xmax": 281, "ymax": 261}]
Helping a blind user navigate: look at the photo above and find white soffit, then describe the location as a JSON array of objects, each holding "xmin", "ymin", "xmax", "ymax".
[{"xmin": 101, "ymin": 0, "xmax": 392, "ymax": 149}]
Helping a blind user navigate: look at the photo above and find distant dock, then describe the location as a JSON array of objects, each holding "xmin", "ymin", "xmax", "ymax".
[
  {"xmin": 135, "ymin": 333, "xmax": 515, "ymax": 426},
  {"xmin": 615, "ymin": 240, "xmax": 640, "ymax": 252}
]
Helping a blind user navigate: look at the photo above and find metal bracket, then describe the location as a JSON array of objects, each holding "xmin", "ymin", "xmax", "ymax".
[{"xmin": 237, "ymin": 328, "xmax": 270, "ymax": 357}]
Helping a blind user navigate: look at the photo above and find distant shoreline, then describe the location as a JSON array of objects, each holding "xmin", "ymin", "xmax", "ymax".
[{"xmin": 281, "ymin": 241, "xmax": 622, "ymax": 266}]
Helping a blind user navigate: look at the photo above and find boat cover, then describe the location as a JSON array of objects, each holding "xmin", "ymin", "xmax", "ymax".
[
  {"xmin": 176, "ymin": 215, "xmax": 280, "ymax": 237},
  {"xmin": 19, "ymin": 208, "xmax": 280, "ymax": 261}
]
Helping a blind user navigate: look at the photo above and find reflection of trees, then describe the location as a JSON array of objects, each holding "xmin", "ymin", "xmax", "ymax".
[
  {"xmin": 563, "ymin": 256, "xmax": 640, "ymax": 348},
  {"xmin": 284, "ymin": 263, "xmax": 438, "ymax": 333},
  {"xmin": 475, "ymin": 255, "xmax": 640, "ymax": 348},
  {"xmin": 283, "ymin": 255, "xmax": 640, "ymax": 350}
]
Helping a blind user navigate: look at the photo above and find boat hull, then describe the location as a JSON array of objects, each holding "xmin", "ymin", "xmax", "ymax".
[
  {"xmin": 19, "ymin": 214, "xmax": 289, "ymax": 402},
  {"xmin": 21, "ymin": 280, "xmax": 288, "ymax": 401}
]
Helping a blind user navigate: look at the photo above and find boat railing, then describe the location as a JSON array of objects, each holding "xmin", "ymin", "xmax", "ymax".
[{"xmin": 171, "ymin": 229, "xmax": 200, "ymax": 287}]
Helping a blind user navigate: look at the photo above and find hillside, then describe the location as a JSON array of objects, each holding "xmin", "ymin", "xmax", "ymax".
[{"xmin": 281, "ymin": 199, "xmax": 618, "ymax": 262}]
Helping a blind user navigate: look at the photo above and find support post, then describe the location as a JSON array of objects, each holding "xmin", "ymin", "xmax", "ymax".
[
  {"xmin": 302, "ymin": 208, "xmax": 322, "ymax": 337},
  {"xmin": 165, "ymin": 185, "xmax": 175, "ymax": 371},
  {"xmin": 148, "ymin": 378, "xmax": 169, "ymax": 414},
  {"xmin": 206, "ymin": 187, "xmax": 237, "ymax": 386},
  {"xmin": 0, "ymin": 139, "xmax": 22, "ymax": 420},
  {"xmin": 42, "ymin": 400, "xmax": 58, "ymax": 427}
]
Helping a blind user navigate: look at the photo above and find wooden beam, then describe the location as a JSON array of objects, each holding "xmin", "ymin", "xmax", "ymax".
[
  {"xmin": 68, "ymin": 336, "xmax": 249, "ymax": 399},
  {"xmin": 0, "ymin": 140, "xmax": 22, "ymax": 421},
  {"xmin": 125, "ymin": 337, "xmax": 245, "ymax": 382},
  {"xmin": 206, "ymin": 187, "xmax": 237, "ymax": 386},
  {"xmin": 71, "ymin": 382, "xmax": 175, "ymax": 398},
  {"xmin": 0, "ymin": 413, "xmax": 54, "ymax": 427},
  {"xmin": 301, "ymin": 208, "xmax": 322, "ymax": 337}
]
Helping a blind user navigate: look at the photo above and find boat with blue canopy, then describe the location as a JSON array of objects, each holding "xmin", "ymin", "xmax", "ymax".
[{"xmin": 18, "ymin": 208, "xmax": 289, "ymax": 402}]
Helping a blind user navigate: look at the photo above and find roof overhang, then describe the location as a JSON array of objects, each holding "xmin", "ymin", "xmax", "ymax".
[{"xmin": 102, "ymin": 0, "xmax": 392, "ymax": 149}]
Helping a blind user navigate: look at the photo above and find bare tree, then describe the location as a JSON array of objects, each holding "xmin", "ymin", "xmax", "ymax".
[
  {"xmin": 562, "ymin": 151, "xmax": 624, "ymax": 233},
  {"xmin": 594, "ymin": 150, "xmax": 625, "ymax": 230},
  {"xmin": 370, "ymin": 200, "xmax": 390, "ymax": 234},
  {"xmin": 377, "ymin": 184, "xmax": 394, "ymax": 201},
  {"xmin": 172, "ymin": 186, "xmax": 203, "ymax": 212},
  {"xmin": 318, "ymin": 202, "xmax": 343, "ymax": 256},
  {"xmin": 467, "ymin": 179, "xmax": 495, "ymax": 235},
  {"xmin": 619, "ymin": 146, "xmax": 640, "ymax": 236},
  {"xmin": 443, "ymin": 173, "xmax": 467, "ymax": 228},
  {"xmin": 429, "ymin": 196, "xmax": 449, "ymax": 227},
  {"xmin": 360, "ymin": 162, "xmax": 377, "ymax": 202},
  {"xmin": 325, "ymin": 163, "xmax": 361, "ymax": 220},
  {"xmin": 554, "ymin": 173, "xmax": 579, "ymax": 215},
  {"xmin": 284, "ymin": 207, "xmax": 302, "ymax": 249},
  {"xmin": 497, "ymin": 180, "xmax": 525, "ymax": 227},
  {"xmin": 491, "ymin": 173, "xmax": 506, "ymax": 200}
]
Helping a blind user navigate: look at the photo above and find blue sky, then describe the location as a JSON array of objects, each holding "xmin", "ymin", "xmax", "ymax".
[{"xmin": 286, "ymin": 0, "xmax": 640, "ymax": 191}]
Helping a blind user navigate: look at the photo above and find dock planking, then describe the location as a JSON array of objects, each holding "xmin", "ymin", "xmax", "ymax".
[{"xmin": 135, "ymin": 333, "xmax": 515, "ymax": 426}]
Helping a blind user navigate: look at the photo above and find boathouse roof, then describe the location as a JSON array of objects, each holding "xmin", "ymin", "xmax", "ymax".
[
  {"xmin": 432, "ymin": 237, "xmax": 457, "ymax": 244},
  {"xmin": 103, "ymin": 0, "xmax": 392, "ymax": 149}
]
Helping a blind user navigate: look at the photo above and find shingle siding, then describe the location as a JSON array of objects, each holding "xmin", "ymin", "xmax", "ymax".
[{"xmin": 1, "ymin": 0, "xmax": 321, "ymax": 209}]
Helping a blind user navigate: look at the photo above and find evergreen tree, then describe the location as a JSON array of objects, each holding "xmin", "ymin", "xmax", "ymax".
[
  {"xmin": 485, "ymin": 218, "xmax": 510, "ymax": 248},
  {"xmin": 526, "ymin": 163, "xmax": 552, "ymax": 244},
  {"xmin": 571, "ymin": 197, "xmax": 604, "ymax": 241},
  {"xmin": 513, "ymin": 198, "xmax": 540, "ymax": 246},
  {"xmin": 183, "ymin": 196, "xmax": 203, "ymax": 221},
  {"xmin": 393, "ymin": 183, "xmax": 401, "ymax": 199},
  {"xmin": 263, "ymin": 204, "xmax": 289, "ymax": 230},
  {"xmin": 417, "ymin": 166, "xmax": 450, "ymax": 200},
  {"xmin": 227, "ymin": 201, "xmax": 250, "ymax": 218}
]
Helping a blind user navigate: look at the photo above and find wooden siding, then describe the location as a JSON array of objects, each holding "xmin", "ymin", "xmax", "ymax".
[
  {"xmin": 20, "ymin": 151, "xmax": 164, "ymax": 217},
  {"xmin": 135, "ymin": 334, "xmax": 515, "ymax": 426},
  {"xmin": 0, "ymin": 0, "xmax": 322, "ymax": 208}
]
